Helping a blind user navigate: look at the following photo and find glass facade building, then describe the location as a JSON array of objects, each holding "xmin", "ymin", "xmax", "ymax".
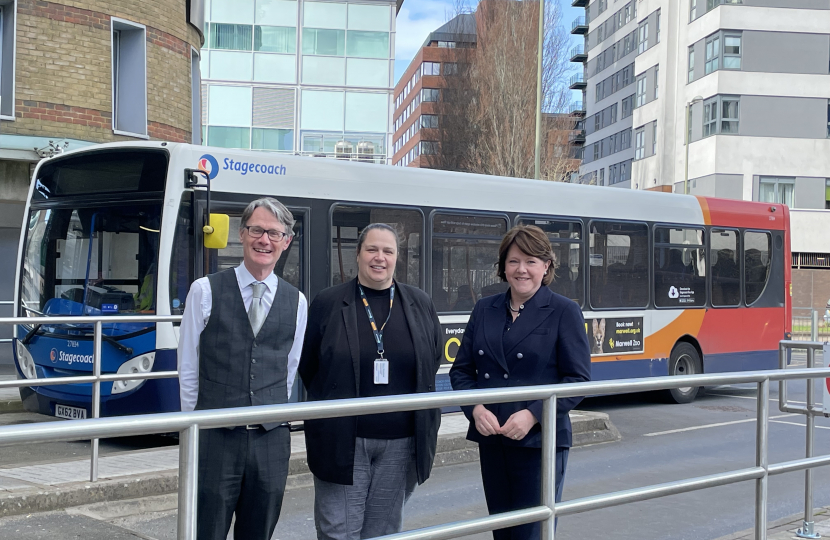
[{"xmin": 200, "ymin": 0, "xmax": 396, "ymax": 162}]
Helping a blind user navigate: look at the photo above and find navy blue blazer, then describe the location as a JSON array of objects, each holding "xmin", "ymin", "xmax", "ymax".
[{"xmin": 449, "ymin": 286, "xmax": 592, "ymax": 448}]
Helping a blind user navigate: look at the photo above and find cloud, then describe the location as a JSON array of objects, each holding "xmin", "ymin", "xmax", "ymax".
[{"xmin": 394, "ymin": 0, "xmax": 456, "ymax": 82}]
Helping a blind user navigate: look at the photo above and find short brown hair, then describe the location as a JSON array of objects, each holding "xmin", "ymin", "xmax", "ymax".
[{"xmin": 496, "ymin": 225, "xmax": 555, "ymax": 286}]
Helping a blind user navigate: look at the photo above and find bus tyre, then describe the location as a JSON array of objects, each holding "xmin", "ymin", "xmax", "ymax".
[{"xmin": 664, "ymin": 342, "xmax": 701, "ymax": 404}]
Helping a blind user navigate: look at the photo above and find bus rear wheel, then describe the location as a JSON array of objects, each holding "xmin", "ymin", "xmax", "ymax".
[{"xmin": 664, "ymin": 342, "xmax": 702, "ymax": 404}]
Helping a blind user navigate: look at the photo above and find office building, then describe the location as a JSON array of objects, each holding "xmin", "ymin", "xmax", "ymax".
[{"xmin": 200, "ymin": 0, "xmax": 399, "ymax": 162}]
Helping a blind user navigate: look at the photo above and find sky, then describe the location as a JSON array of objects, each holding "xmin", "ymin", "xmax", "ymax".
[{"xmin": 393, "ymin": 0, "xmax": 584, "ymax": 85}]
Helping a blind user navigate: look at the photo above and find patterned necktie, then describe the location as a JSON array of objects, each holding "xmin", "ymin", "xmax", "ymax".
[{"xmin": 248, "ymin": 282, "xmax": 267, "ymax": 337}]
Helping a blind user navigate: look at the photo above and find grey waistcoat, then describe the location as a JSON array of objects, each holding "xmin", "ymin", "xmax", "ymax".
[{"xmin": 196, "ymin": 268, "xmax": 299, "ymax": 430}]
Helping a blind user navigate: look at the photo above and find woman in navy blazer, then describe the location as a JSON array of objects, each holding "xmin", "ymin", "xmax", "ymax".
[{"xmin": 450, "ymin": 225, "xmax": 591, "ymax": 540}]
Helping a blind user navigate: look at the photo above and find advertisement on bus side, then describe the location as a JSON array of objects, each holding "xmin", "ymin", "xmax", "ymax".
[{"xmin": 585, "ymin": 316, "xmax": 644, "ymax": 356}]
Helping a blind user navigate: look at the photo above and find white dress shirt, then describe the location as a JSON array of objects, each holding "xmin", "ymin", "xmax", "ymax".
[{"xmin": 178, "ymin": 264, "xmax": 308, "ymax": 412}]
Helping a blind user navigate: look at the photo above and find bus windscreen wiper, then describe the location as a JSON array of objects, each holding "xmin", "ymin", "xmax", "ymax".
[{"xmin": 21, "ymin": 324, "xmax": 42, "ymax": 345}]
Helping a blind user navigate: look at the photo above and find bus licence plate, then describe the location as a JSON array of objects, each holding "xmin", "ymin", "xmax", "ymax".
[{"xmin": 55, "ymin": 404, "xmax": 87, "ymax": 420}]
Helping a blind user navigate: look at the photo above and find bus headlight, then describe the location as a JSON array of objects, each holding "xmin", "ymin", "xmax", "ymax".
[
  {"xmin": 15, "ymin": 341, "xmax": 37, "ymax": 379},
  {"xmin": 111, "ymin": 352, "xmax": 155, "ymax": 395}
]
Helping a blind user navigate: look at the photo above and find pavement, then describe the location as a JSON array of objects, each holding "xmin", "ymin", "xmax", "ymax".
[
  {"xmin": 0, "ymin": 371, "xmax": 620, "ymax": 518},
  {"xmin": 713, "ymin": 506, "xmax": 830, "ymax": 540}
]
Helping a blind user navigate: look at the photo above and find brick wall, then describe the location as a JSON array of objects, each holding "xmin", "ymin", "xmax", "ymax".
[
  {"xmin": 792, "ymin": 269, "xmax": 830, "ymax": 311},
  {"xmin": 1, "ymin": 0, "xmax": 201, "ymax": 143}
]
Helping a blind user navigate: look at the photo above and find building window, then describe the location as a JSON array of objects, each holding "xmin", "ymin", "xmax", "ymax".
[
  {"xmin": 656, "ymin": 11, "xmax": 661, "ymax": 43},
  {"xmin": 637, "ymin": 21, "xmax": 648, "ymax": 54},
  {"xmin": 302, "ymin": 28, "xmax": 345, "ymax": 56},
  {"xmin": 705, "ymin": 34, "xmax": 720, "ymax": 74},
  {"xmin": 622, "ymin": 94, "xmax": 634, "ymax": 118},
  {"xmin": 255, "ymin": 26, "xmax": 296, "ymax": 53},
  {"xmin": 759, "ymin": 177, "xmax": 794, "ymax": 207},
  {"xmin": 112, "ymin": 18, "xmax": 148, "ymax": 137},
  {"xmin": 0, "ymin": 1, "xmax": 15, "ymax": 118},
  {"xmin": 690, "ymin": 0, "xmax": 697, "ymax": 21},
  {"xmin": 598, "ymin": 168, "xmax": 605, "ymax": 186},
  {"xmin": 421, "ymin": 62, "xmax": 440, "ymax": 76},
  {"xmin": 421, "ymin": 88, "xmax": 440, "ymax": 102},
  {"xmin": 688, "ymin": 47, "xmax": 695, "ymax": 83},
  {"xmin": 420, "ymin": 141, "xmax": 438, "ymax": 155},
  {"xmin": 346, "ymin": 30, "xmax": 389, "ymax": 58},
  {"xmin": 634, "ymin": 127, "xmax": 645, "ymax": 160},
  {"xmin": 723, "ymin": 34, "xmax": 741, "ymax": 69},
  {"xmin": 421, "ymin": 114, "xmax": 438, "ymax": 128},
  {"xmin": 211, "ymin": 23, "xmax": 253, "ymax": 51},
  {"xmin": 827, "ymin": 100, "xmax": 830, "ymax": 137},
  {"xmin": 443, "ymin": 62, "xmax": 458, "ymax": 75},
  {"xmin": 702, "ymin": 95, "xmax": 739, "ymax": 137},
  {"xmin": 635, "ymin": 74, "xmax": 646, "ymax": 107}
]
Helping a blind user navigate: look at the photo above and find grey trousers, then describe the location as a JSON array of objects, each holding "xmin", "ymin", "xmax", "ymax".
[{"xmin": 313, "ymin": 436, "xmax": 417, "ymax": 540}]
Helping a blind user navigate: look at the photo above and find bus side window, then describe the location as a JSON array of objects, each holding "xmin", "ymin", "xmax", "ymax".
[
  {"xmin": 330, "ymin": 205, "xmax": 423, "ymax": 288},
  {"xmin": 210, "ymin": 211, "xmax": 304, "ymax": 290},
  {"xmin": 517, "ymin": 218, "xmax": 584, "ymax": 307},
  {"xmin": 431, "ymin": 213, "xmax": 508, "ymax": 313},
  {"xmin": 744, "ymin": 231, "xmax": 771, "ymax": 306},
  {"xmin": 653, "ymin": 227, "xmax": 706, "ymax": 308},
  {"xmin": 170, "ymin": 201, "xmax": 195, "ymax": 316},
  {"xmin": 710, "ymin": 229, "xmax": 741, "ymax": 307},
  {"xmin": 589, "ymin": 221, "xmax": 648, "ymax": 309}
]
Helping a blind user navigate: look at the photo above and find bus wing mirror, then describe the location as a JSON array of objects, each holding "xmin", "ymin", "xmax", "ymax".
[{"xmin": 204, "ymin": 213, "xmax": 229, "ymax": 249}]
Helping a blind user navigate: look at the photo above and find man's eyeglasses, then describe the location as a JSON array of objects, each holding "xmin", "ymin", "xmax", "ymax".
[{"xmin": 244, "ymin": 226, "xmax": 289, "ymax": 241}]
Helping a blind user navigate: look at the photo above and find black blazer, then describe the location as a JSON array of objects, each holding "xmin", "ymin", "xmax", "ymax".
[
  {"xmin": 449, "ymin": 286, "xmax": 591, "ymax": 448},
  {"xmin": 298, "ymin": 279, "xmax": 443, "ymax": 486}
]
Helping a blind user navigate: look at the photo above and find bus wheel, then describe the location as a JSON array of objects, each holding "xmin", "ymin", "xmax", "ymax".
[{"xmin": 664, "ymin": 342, "xmax": 701, "ymax": 404}]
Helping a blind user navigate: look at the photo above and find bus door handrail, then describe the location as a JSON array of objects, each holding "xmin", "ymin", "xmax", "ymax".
[{"xmin": 0, "ymin": 331, "xmax": 827, "ymax": 540}]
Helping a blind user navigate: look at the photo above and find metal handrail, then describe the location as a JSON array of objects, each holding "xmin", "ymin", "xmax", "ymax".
[
  {"xmin": 0, "ymin": 368, "xmax": 828, "ymax": 540},
  {"xmin": 3, "ymin": 313, "xmax": 183, "ymax": 481}
]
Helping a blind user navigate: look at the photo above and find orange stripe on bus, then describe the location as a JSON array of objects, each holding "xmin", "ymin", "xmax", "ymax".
[{"xmin": 696, "ymin": 196, "xmax": 712, "ymax": 226}]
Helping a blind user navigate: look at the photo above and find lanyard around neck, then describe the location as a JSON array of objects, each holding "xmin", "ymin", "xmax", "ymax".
[{"xmin": 357, "ymin": 283, "xmax": 395, "ymax": 359}]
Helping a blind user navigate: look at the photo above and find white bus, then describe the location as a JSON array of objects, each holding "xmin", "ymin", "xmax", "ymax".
[{"xmin": 13, "ymin": 142, "xmax": 790, "ymax": 418}]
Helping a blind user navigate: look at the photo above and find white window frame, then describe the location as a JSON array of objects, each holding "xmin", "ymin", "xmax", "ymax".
[
  {"xmin": 703, "ymin": 95, "xmax": 740, "ymax": 137},
  {"xmin": 635, "ymin": 74, "xmax": 646, "ymax": 107},
  {"xmin": 759, "ymin": 177, "xmax": 794, "ymax": 207},
  {"xmin": 705, "ymin": 33, "xmax": 720, "ymax": 75},
  {"xmin": 637, "ymin": 21, "xmax": 648, "ymax": 54},
  {"xmin": 111, "ymin": 17, "xmax": 149, "ymax": 138},
  {"xmin": 654, "ymin": 66, "xmax": 659, "ymax": 99},
  {"xmin": 688, "ymin": 47, "xmax": 695, "ymax": 83},
  {"xmin": 723, "ymin": 33, "xmax": 741, "ymax": 70}
]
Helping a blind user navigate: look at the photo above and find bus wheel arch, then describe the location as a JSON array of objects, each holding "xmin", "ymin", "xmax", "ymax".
[{"xmin": 663, "ymin": 337, "xmax": 703, "ymax": 404}]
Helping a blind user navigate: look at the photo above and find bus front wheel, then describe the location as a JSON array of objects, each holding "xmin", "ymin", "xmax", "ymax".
[{"xmin": 664, "ymin": 342, "xmax": 701, "ymax": 404}]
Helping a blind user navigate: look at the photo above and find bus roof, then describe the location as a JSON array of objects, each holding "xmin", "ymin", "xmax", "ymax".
[{"xmin": 44, "ymin": 142, "xmax": 787, "ymax": 230}]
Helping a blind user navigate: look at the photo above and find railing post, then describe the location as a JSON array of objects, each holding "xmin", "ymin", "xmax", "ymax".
[
  {"xmin": 178, "ymin": 424, "xmax": 199, "ymax": 540},
  {"xmin": 90, "ymin": 320, "xmax": 102, "ymax": 482},
  {"xmin": 540, "ymin": 394, "xmax": 557, "ymax": 540},
  {"xmin": 811, "ymin": 310, "xmax": 818, "ymax": 342},
  {"xmin": 796, "ymin": 346, "xmax": 819, "ymax": 539},
  {"xmin": 755, "ymin": 378, "xmax": 769, "ymax": 540}
]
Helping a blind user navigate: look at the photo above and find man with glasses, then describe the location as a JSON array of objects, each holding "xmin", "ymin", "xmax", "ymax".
[{"xmin": 178, "ymin": 197, "xmax": 308, "ymax": 540}]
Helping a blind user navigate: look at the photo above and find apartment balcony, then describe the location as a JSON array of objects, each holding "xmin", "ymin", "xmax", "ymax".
[
  {"xmin": 571, "ymin": 16, "xmax": 588, "ymax": 35},
  {"xmin": 570, "ymin": 44, "xmax": 587, "ymax": 63},
  {"xmin": 572, "ymin": 0, "xmax": 588, "ymax": 7},
  {"xmin": 568, "ymin": 130, "xmax": 586, "ymax": 145},
  {"xmin": 569, "ymin": 101, "xmax": 586, "ymax": 116},
  {"xmin": 569, "ymin": 72, "xmax": 586, "ymax": 90}
]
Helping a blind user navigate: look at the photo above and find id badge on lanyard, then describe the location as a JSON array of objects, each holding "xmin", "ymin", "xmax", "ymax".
[{"xmin": 358, "ymin": 283, "xmax": 395, "ymax": 385}]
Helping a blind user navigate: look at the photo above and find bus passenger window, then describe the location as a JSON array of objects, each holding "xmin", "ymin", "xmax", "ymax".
[
  {"xmin": 711, "ymin": 229, "xmax": 740, "ymax": 307},
  {"xmin": 432, "ymin": 213, "xmax": 508, "ymax": 312},
  {"xmin": 653, "ymin": 228, "xmax": 705, "ymax": 308},
  {"xmin": 518, "ymin": 218, "xmax": 583, "ymax": 306},
  {"xmin": 211, "ymin": 212, "xmax": 304, "ymax": 290},
  {"xmin": 589, "ymin": 221, "xmax": 648, "ymax": 309},
  {"xmin": 744, "ymin": 231, "xmax": 771, "ymax": 305},
  {"xmin": 330, "ymin": 205, "xmax": 423, "ymax": 288}
]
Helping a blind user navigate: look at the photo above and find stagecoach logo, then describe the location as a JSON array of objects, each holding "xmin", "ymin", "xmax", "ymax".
[
  {"xmin": 49, "ymin": 348, "xmax": 93, "ymax": 366},
  {"xmin": 198, "ymin": 154, "xmax": 220, "ymax": 180}
]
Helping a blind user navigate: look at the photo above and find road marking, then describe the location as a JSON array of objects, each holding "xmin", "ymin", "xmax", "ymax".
[
  {"xmin": 643, "ymin": 414, "xmax": 797, "ymax": 437},
  {"xmin": 708, "ymin": 393, "xmax": 807, "ymax": 405},
  {"xmin": 770, "ymin": 420, "xmax": 830, "ymax": 431}
]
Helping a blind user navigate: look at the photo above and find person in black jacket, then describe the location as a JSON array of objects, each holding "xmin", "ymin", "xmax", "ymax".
[
  {"xmin": 299, "ymin": 223, "xmax": 442, "ymax": 540},
  {"xmin": 450, "ymin": 225, "xmax": 592, "ymax": 540}
]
